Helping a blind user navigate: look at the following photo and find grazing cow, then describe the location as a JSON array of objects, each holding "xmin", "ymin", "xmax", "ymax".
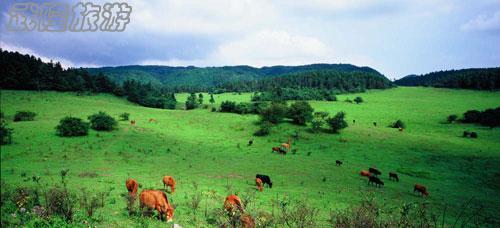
[
  {"xmin": 353, "ymin": 119, "xmax": 356, "ymax": 124},
  {"xmin": 126, "ymin": 178, "xmax": 139, "ymax": 198},
  {"xmin": 248, "ymin": 139, "xmax": 253, "ymax": 146},
  {"xmin": 336, "ymin": 160, "xmax": 343, "ymax": 166},
  {"xmin": 360, "ymin": 170, "xmax": 372, "ymax": 177},
  {"xmin": 373, "ymin": 122, "xmax": 377, "ymax": 127},
  {"xmin": 399, "ymin": 127, "xmax": 404, "ymax": 132},
  {"xmin": 149, "ymin": 118, "xmax": 157, "ymax": 123},
  {"xmin": 224, "ymin": 195, "xmax": 244, "ymax": 213},
  {"xmin": 140, "ymin": 190, "xmax": 174, "ymax": 222},
  {"xmin": 162, "ymin": 176, "xmax": 176, "ymax": 194},
  {"xmin": 240, "ymin": 214, "xmax": 255, "ymax": 228},
  {"xmin": 130, "ymin": 120, "xmax": 136, "ymax": 125},
  {"xmin": 368, "ymin": 176, "xmax": 384, "ymax": 187},
  {"xmin": 414, "ymin": 184, "xmax": 429, "ymax": 197},
  {"xmin": 272, "ymin": 147, "xmax": 286, "ymax": 155},
  {"xmin": 369, "ymin": 167, "xmax": 381, "ymax": 176},
  {"xmin": 389, "ymin": 172, "xmax": 399, "ymax": 182},
  {"xmin": 256, "ymin": 174, "xmax": 273, "ymax": 188},
  {"xmin": 255, "ymin": 178, "xmax": 263, "ymax": 192},
  {"xmin": 281, "ymin": 138, "xmax": 291, "ymax": 152}
]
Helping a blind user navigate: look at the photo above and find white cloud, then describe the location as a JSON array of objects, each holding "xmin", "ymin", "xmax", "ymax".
[{"xmin": 462, "ymin": 11, "xmax": 500, "ymax": 32}]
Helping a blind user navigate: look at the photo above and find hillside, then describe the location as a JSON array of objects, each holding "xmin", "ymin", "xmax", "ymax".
[
  {"xmin": 86, "ymin": 64, "xmax": 389, "ymax": 91},
  {"xmin": 395, "ymin": 68, "xmax": 500, "ymax": 90},
  {"xmin": 1, "ymin": 87, "xmax": 500, "ymax": 226}
]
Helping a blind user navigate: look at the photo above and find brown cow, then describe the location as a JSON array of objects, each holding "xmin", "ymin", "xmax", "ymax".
[
  {"xmin": 281, "ymin": 138, "xmax": 291, "ymax": 152},
  {"xmin": 224, "ymin": 195, "xmax": 244, "ymax": 213},
  {"xmin": 149, "ymin": 118, "xmax": 157, "ymax": 123},
  {"xmin": 125, "ymin": 178, "xmax": 138, "ymax": 198},
  {"xmin": 255, "ymin": 178, "xmax": 263, "ymax": 192},
  {"xmin": 140, "ymin": 190, "xmax": 174, "ymax": 222},
  {"xmin": 399, "ymin": 127, "xmax": 404, "ymax": 132},
  {"xmin": 240, "ymin": 214, "xmax": 255, "ymax": 228},
  {"xmin": 414, "ymin": 184, "xmax": 429, "ymax": 197},
  {"xmin": 162, "ymin": 176, "xmax": 176, "ymax": 194},
  {"xmin": 360, "ymin": 170, "xmax": 372, "ymax": 177},
  {"xmin": 272, "ymin": 147, "xmax": 286, "ymax": 154},
  {"xmin": 130, "ymin": 120, "xmax": 136, "ymax": 125}
]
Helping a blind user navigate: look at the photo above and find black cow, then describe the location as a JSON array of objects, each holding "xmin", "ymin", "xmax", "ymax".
[
  {"xmin": 389, "ymin": 172, "xmax": 399, "ymax": 182},
  {"xmin": 248, "ymin": 139, "xmax": 253, "ymax": 146},
  {"xmin": 256, "ymin": 174, "xmax": 272, "ymax": 188},
  {"xmin": 368, "ymin": 176, "xmax": 384, "ymax": 187},
  {"xmin": 373, "ymin": 122, "xmax": 377, "ymax": 127},
  {"xmin": 336, "ymin": 160, "xmax": 343, "ymax": 166},
  {"xmin": 369, "ymin": 167, "xmax": 381, "ymax": 176}
]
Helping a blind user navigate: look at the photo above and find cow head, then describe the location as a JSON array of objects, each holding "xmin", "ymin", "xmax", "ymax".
[
  {"xmin": 269, "ymin": 182, "xmax": 273, "ymax": 188},
  {"xmin": 166, "ymin": 204, "xmax": 174, "ymax": 222}
]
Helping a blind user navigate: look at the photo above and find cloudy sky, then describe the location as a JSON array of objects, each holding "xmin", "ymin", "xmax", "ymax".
[{"xmin": 1, "ymin": 0, "xmax": 499, "ymax": 79}]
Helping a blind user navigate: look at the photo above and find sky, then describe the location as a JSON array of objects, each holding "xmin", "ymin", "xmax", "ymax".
[{"xmin": 1, "ymin": 0, "xmax": 499, "ymax": 79}]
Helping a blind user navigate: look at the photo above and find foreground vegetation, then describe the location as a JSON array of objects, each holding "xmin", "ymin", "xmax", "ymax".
[{"xmin": 1, "ymin": 87, "xmax": 500, "ymax": 226}]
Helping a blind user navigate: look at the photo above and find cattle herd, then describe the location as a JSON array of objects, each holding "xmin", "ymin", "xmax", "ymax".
[{"xmin": 124, "ymin": 138, "xmax": 429, "ymax": 226}]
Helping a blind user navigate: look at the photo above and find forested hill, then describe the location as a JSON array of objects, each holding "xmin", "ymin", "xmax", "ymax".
[
  {"xmin": 395, "ymin": 68, "xmax": 500, "ymax": 90},
  {"xmin": 85, "ymin": 64, "xmax": 388, "ymax": 91}
]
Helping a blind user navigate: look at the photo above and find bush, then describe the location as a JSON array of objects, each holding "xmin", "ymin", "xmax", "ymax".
[
  {"xmin": 288, "ymin": 101, "xmax": 314, "ymax": 125},
  {"xmin": 0, "ymin": 114, "xmax": 13, "ymax": 145},
  {"xmin": 391, "ymin": 119, "xmax": 406, "ymax": 129},
  {"xmin": 254, "ymin": 121, "xmax": 272, "ymax": 136},
  {"xmin": 88, "ymin": 112, "xmax": 117, "ymax": 131},
  {"xmin": 447, "ymin": 114, "xmax": 458, "ymax": 123},
  {"xmin": 354, "ymin": 96, "xmax": 363, "ymax": 104},
  {"xmin": 326, "ymin": 112, "xmax": 348, "ymax": 133},
  {"xmin": 56, "ymin": 117, "xmax": 89, "ymax": 137},
  {"xmin": 119, "ymin": 113, "xmax": 130, "ymax": 121},
  {"xmin": 462, "ymin": 110, "xmax": 481, "ymax": 123},
  {"xmin": 13, "ymin": 111, "xmax": 36, "ymax": 122},
  {"xmin": 259, "ymin": 102, "xmax": 288, "ymax": 124},
  {"xmin": 220, "ymin": 101, "xmax": 237, "ymax": 113},
  {"xmin": 310, "ymin": 118, "xmax": 324, "ymax": 133}
]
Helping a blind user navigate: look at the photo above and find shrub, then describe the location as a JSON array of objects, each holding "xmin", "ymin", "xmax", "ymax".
[
  {"xmin": 185, "ymin": 93, "xmax": 199, "ymax": 110},
  {"xmin": 354, "ymin": 96, "xmax": 363, "ymax": 104},
  {"xmin": 220, "ymin": 101, "xmax": 237, "ymax": 113},
  {"xmin": 462, "ymin": 110, "xmax": 481, "ymax": 123},
  {"xmin": 211, "ymin": 107, "xmax": 216, "ymax": 112},
  {"xmin": 254, "ymin": 121, "xmax": 272, "ymax": 136},
  {"xmin": 447, "ymin": 114, "xmax": 458, "ymax": 123},
  {"xmin": 0, "ymin": 114, "xmax": 13, "ymax": 145},
  {"xmin": 391, "ymin": 119, "xmax": 406, "ymax": 129},
  {"xmin": 462, "ymin": 108, "xmax": 500, "ymax": 128},
  {"xmin": 88, "ymin": 112, "xmax": 117, "ymax": 131},
  {"xmin": 288, "ymin": 101, "xmax": 314, "ymax": 125},
  {"xmin": 13, "ymin": 111, "xmax": 36, "ymax": 122},
  {"xmin": 470, "ymin": 132, "xmax": 478, "ymax": 138},
  {"xmin": 463, "ymin": 131, "xmax": 470, "ymax": 137},
  {"xmin": 259, "ymin": 102, "xmax": 288, "ymax": 124},
  {"xmin": 326, "ymin": 112, "xmax": 348, "ymax": 133},
  {"xmin": 310, "ymin": 118, "xmax": 324, "ymax": 133},
  {"xmin": 56, "ymin": 117, "xmax": 89, "ymax": 137},
  {"xmin": 119, "ymin": 112, "xmax": 130, "ymax": 121}
]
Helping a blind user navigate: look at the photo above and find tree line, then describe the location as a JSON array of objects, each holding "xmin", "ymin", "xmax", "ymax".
[{"xmin": 395, "ymin": 68, "xmax": 500, "ymax": 90}]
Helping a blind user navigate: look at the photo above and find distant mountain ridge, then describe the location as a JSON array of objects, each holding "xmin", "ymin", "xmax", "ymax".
[
  {"xmin": 86, "ymin": 64, "xmax": 387, "ymax": 90},
  {"xmin": 395, "ymin": 68, "xmax": 500, "ymax": 90}
]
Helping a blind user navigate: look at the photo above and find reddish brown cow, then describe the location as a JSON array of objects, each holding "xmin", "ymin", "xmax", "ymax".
[
  {"xmin": 360, "ymin": 170, "xmax": 372, "ymax": 177},
  {"xmin": 130, "ymin": 120, "xmax": 136, "ymax": 125},
  {"xmin": 162, "ymin": 176, "xmax": 176, "ymax": 194},
  {"xmin": 224, "ymin": 195, "xmax": 244, "ymax": 213},
  {"xmin": 125, "ymin": 178, "xmax": 138, "ymax": 198},
  {"xmin": 255, "ymin": 178, "xmax": 263, "ymax": 192},
  {"xmin": 414, "ymin": 184, "xmax": 429, "ymax": 197},
  {"xmin": 240, "ymin": 214, "xmax": 255, "ymax": 228},
  {"xmin": 149, "ymin": 118, "xmax": 157, "ymax": 123},
  {"xmin": 399, "ymin": 127, "xmax": 404, "ymax": 132},
  {"xmin": 140, "ymin": 190, "xmax": 174, "ymax": 222}
]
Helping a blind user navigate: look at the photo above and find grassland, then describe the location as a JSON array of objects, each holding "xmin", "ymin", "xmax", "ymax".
[{"xmin": 1, "ymin": 87, "xmax": 499, "ymax": 227}]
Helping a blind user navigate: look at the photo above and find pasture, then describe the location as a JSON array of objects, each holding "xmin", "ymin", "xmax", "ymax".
[{"xmin": 1, "ymin": 87, "xmax": 499, "ymax": 226}]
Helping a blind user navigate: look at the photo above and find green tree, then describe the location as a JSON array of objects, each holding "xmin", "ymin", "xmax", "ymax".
[
  {"xmin": 56, "ymin": 117, "xmax": 89, "ymax": 137},
  {"xmin": 326, "ymin": 111, "xmax": 348, "ymax": 133},
  {"xmin": 198, "ymin": 93, "xmax": 204, "ymax": 105},
  {"xmin": 185, "ymin": 93, "xmax": 199, "ymax": 110},
  {"xmin": 88, "ymin": 111, "xmax": 117, "ymax": 131},
  {"xmin": 209, "ymin": 94, "xmax": 215, "ymax": 105},
  {"xmin": 259, "ymin": 102, "xmax": 288, "ymax": 124},
  {"xmin": 354, "ymin": 96, "xmax": 363, "ymax": 104},
  {"xmin": 288, "ymin": 101, "xmax": 314, "ymax": 125}
]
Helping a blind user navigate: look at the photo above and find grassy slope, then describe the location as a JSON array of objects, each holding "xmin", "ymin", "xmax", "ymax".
[{"xmin": 1, "ymin": 87, "xmax": 499, "ymax": 226}]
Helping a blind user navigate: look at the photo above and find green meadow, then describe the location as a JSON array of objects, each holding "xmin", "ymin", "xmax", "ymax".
[{"xmin": 1, "ymin": 87, "xmax": 499, "ymax": 226}]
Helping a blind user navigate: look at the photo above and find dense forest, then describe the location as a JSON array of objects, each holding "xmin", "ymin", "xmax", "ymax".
[
  {"xmin": 395, "ymin": 68, "xmax": 500, "ymax": 90},
  {"xmin": 86, "ymin": 64, "xmax": 389, "ymax": 92},
  {"xmin": 1, "ymin": 49, "xmax": 393, "ymax": 108}
]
